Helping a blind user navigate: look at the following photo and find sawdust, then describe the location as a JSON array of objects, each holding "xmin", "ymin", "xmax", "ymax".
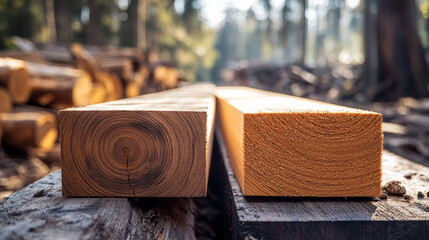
[{"xmin": 383, "ymin": 181, "xmax": 406, "ymax": 196}]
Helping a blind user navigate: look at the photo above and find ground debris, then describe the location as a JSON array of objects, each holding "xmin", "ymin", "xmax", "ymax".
[
  {"xmin": 418, "ymin": 191, "xmax": 425, "ymax": 199},
  {"xmin": 404, "ymin": 194, "xmax": 413, "ymax": 201},
  {"xmin": 33, "ymin": 189, "xmax": 46, "ymax": 197},
  {"xmin": 383, "ymin": 181, "xmax": 406, "ymax": 196},
  {"xmin": 404, "ymin": 173, "xmax": 413, "ymax": 179}
]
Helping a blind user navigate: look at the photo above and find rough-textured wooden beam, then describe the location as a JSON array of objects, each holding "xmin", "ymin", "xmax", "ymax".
[
  {"xmin": 0, "ymin": 58, "xmax": 31, "ymax": 103},
  {"xmin": 0, "ymin": 107, "xmax": 58, "ymax": 150},
  {"xmin": 60, "ymin": 84, "xmax": 215, "ymax": 197},
  {"xmin": 216, "ymin": 86, "xmax": 383, "ymax": 197}
]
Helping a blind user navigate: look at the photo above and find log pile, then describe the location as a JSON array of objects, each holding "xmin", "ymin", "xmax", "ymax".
[
  {"xmin": 220, "ymin": 61, "xmax": 363, "ymax": 102},
  {"xmin": 373, "ymin": 98, "xmax": 429, "ymax": 165},
  {"xmin": 0, "ymin": 43, "xmax": 185, "ymax": 198}
]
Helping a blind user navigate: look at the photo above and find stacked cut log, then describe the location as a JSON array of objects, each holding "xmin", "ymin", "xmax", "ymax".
[
  {"xmin": 0, "ymin": 86, "xmax": 12, "ymax": 113},
  {"xmin": 70, "ymin": 43, "xmax": 124, "ymax": 103},
  {"xmin": 0, "ymin": 58, "xmax": 31, "ymax": 103},
  {"xmin": 27, "ymin": 62, "xmax": 93, "ymax": 108},
  {"xmin": 0, "ymin": 43, "xmax": 185, "ymax": 175},
  {"xmin": 70, "ymin": 44, "xmax": 183, "ymax": 98},
  {"xmin": 0, "ymin": 107, "xmax": 57, "ymax": 151}
]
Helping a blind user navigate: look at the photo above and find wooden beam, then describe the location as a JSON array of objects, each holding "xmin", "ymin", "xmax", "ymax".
[
  {"xmin": 215, "ymin": 86, "xmax": 383, "ymax": 197},
  {"xmin": 216, "ymin": 129, "xmax": 429, "ymax": 239},
  {"xmin": 0, "ymin": 170, "xmax": 196, "ymax": 239},
  {"xmin": 0, "ymin": 107, "xmax": 58, "ymax": 150},
  {"xmin": 60, "ymin": 84, "xmax": 215, "ymax": 197},
  {"xmin": 0, "ymin": 58, "xmax": 31, "ymax": 103}
]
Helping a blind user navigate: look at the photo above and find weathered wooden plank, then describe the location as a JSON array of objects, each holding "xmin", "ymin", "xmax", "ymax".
[
  {"xmin": 60, "ymin": 84, "xmax": 215, "ymax": 197},
  {"xmin": 216, "ymin": 86, "xmax": 383, "ymax": 197},
  {"xmin": 217, "ymin": 129, "xmax": 429, "ymax": 239},
  {"xmin": 0, "ymin": 170, "xmax": 196, "ymax": 240}
]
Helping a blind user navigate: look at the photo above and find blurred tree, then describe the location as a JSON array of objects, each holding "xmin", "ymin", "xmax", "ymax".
[
  {"xmin": 327, "ymin": 0, "xmax": 341, "ymax": 41},
  {"xmin": 145, "ymin": 0, "xmax": 217, "ymax": 82},
  {"xmin": 211, "ymin": 8, "xmax": 240, "ymax": 82},
  {"xmin": 366, "ymin": 0, "xmax": 429, "ymax": 101},
  {"xmin": 183, "ymin": 0, "xmax": 201, "ymax": 35},
  {"xmin": 297, "ymin": 0, "xmax": 307, "ymax": 65},
  {"xmin": 245, "ymin": 8, "xmax": 262, "ymax": 61},
  {"xmin": 45, "ymin": 0, "xmax": 56, "ymax": 43},
  {"xmin": 0, "ymin": 0, "xmax": 48, "ymax": 48},
  {"xmin": 137, "ymin": 0, "xmax": 149, "ymax": 48},
  {"xmin": 279, "ymin": 0, "xmax": 291, "ymax": 47},
  {"xmin": 86, "ymin": 0, "xmax": 106, "ymax": 45},
  {"xmin": 119, "ymin": 0, "xmax": 137, "ymax": 47},
  {"xmin": 259, "ymin": 0, "xmax": 272, "ymax": 33}
]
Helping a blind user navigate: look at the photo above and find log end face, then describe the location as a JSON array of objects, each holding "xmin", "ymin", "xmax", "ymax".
[
  {"xmin": 72, "ymin": 72, "xmax": 93, "ymax": 106},
  {"xmin": 9, "ymin": 67, "xmax": 31, "ymax": 103},
  {"xmin": 125, "ymin": 81, "xmax": 141, "ymax": 98},
  {"xmin": 0, "ymin": 86, "xmax": 12, "ymax": 113},
  {"xmin": 60, "ymin": 110, "xmax": 208, "ymax": 197},
  {"xmin": 35, "ymin": 113, "xmax": 58, "ymax": 150}
]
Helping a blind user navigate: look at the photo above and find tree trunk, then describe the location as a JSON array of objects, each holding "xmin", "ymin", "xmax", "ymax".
[
  {"xmin": 374, "ymin": 0, "xmax": 429, "ymax": 101},
  {"xmin": 45, "ymin": 0, "xmax": 57, "ymax": 43},
  {"xmin": 55, "ymin": 0, "xmax": 70, "ymax": 43},
  {"xmin": 137, "ymin": 0, "xmax": 149, "ymax": 49},
  {"xmin": 86, "ymin": 0, "xmax": 105, "ymax": 45},
  {"xmin": 297, "ymin": 0, "xmax": 307, "ymax": 65},
  {"xmin": 364, "ymin": 0, "xmax": 379, "ymax": 99}
]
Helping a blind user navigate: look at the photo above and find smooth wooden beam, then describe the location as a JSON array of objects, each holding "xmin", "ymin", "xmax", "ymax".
[
  {"xmin": 216, "ymin": 86, "xmax": 383, "ymax": 197},
  {"xmin": 60, "ymin": 84, "xmax": 215, "ymax": 197}
]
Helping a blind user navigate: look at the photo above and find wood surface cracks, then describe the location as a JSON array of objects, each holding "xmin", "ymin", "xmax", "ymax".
[{"xmin": 124, "ymin": 111, "xmax": 136, "ymax": 198}]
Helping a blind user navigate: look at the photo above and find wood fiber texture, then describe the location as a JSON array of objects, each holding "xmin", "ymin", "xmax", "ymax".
[
  {"xmin": 60, "ymin": 84, "xmax": 215, "ymax": 197},
  {"xmin": 216, "ymin": 86, "xmax": 383, "ymax": 197}
]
